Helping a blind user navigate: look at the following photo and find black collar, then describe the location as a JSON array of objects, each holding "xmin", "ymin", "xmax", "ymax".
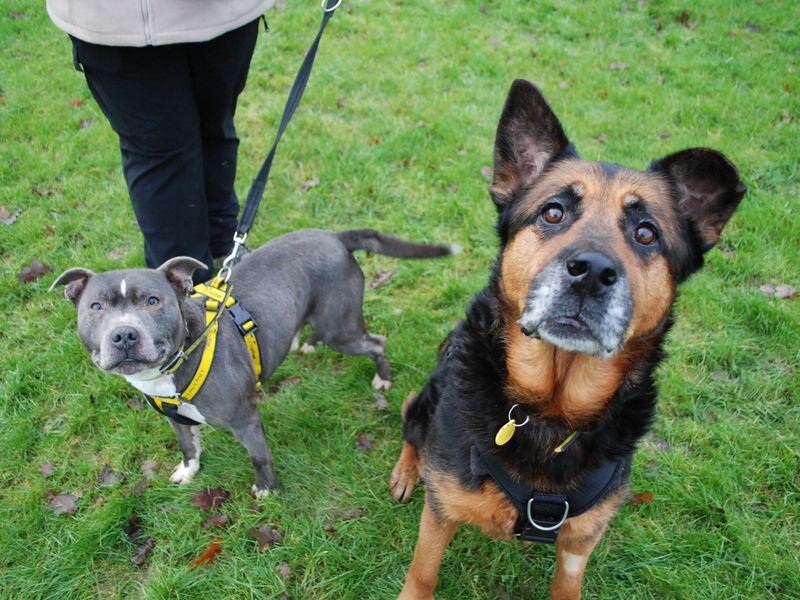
[{"xmin": 470, "ymin": 444, "xmax": 631, "ymax": 543}]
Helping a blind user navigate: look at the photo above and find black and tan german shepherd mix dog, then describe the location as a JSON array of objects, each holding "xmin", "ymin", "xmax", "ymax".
[{"xmin": 389, "ymin": 79, "xmax": 745, "ymax": 599}]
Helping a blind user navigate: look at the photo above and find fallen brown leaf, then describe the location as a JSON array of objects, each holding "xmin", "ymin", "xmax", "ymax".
[
  {"xmin": 759, "ymin": 283, "xmax": 797, "ymax": 299},
  {"xmin": 79, "ymin": 118, "xmax": 95, "ymax": 130},
  {"xmin": 300, "ymin": 177, "xmax": 320, "ymax": 192},
  {"xmin": 596, "ymin": 133, "xmax": 607, "ymax": 143},
  {"xmin": 124, "ymin": 514, "xmax": 143, "ymax": 539},
  {"xmin": 132, "ymin": 537, "xmax": 155, "ymax": 567},
  {"xmin": 98, "ymin": 464, "xmax": 124, "ymax": 487},
  {"xmin": 337, "ymin": 507, "xmax": 366, "ymax": 521},
  {"xmin": 39, "ymin": 462, "xmax": 55, "ymax": 477},
  {"xmin": 480, "ymin": 165, "xmax": 492, "ymax": 180},
  {"xmin": 248, "ymin": 524, "xmax": 283, "ymax": 550},
  {"xmin": 775, "ymin": 284, "xmax": 797, "ymax": 299},
  {"xmin": 323, "ymin": 522, "xmax": 338, "ymax": 538},
  {"xmin": 278, "ymin": 562, "xmax": 292, "ymax": 579},
  {"xmin": 609, "ymin": 61, "xmax": 628, "ymax": 70},
  {"xmin": 201, "ymin": 514, "xmax": 231, "ymax": 530},
  {"xmin": 123, "ymin": 477, "xmax": 149, "ymax": 498},
  {"xmin": 126, "ymin": 397, "xmax": 145, "ymax": 411},
  {"xmin": 140, "ymin": 460, "xmax": 159, "ymax": 478},
  {"xmin": 191, "ymin": 539, "xmax": 222, "ymax": 568},
  {"xmin": 356, "ymin": 433, "xmax": 374, "ymax": 452},
  {"xmin": 70, "ymin": 98, "xmax": 84, "ymax": 107},
  {"xmin": 0, "ymin": 205, "xmax": 22, "ymax": 225},
  {"xmin": 630, "ymin": 491, "xmax": 654, "ymax": 505},
  {"xmin": 272, "ymin": 375, "xmax": 302, "ymax": 393},
  {"xmin": 18, "ymin": 259, "xmax": 53, "ymax": 284},
  {"xmin": 47, "ymin": 491, "xmax": 80, "ymax": 515},
  {"xmin": 192, "ymin": 486, "xmax": 230, "ymax": 511},
  {"xmin": 370, "ymin": 270, "xmax": 394, "ymax": 289}
]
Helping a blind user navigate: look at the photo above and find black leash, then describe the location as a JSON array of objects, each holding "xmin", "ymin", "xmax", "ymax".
[{"xmin": 220, "ymin": 0, "xmax": 341, "ymax": 275}]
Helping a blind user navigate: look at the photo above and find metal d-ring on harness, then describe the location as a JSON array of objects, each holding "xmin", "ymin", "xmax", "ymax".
[{"xmin": 471, "ymin": 444, "xmax": 632, "ymax": 544}]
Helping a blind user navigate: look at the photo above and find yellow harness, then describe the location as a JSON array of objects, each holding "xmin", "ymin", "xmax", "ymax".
[{"xmin": 145, "ymin": 278, "xmax": 262, "ymax": 424}]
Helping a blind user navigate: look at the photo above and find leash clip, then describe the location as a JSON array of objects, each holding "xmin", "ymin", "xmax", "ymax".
[
  {"xmin": 218, "ymin": 232, "xmax": 248, "ymax": 282},
  {"xmin": 322, "ymin": 0, "xmax": 342, "ymax": 12}
]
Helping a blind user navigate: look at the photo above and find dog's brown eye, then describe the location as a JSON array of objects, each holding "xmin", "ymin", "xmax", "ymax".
[
  {"xmin": 635, "ymin": 224, "xmax": 657, "ymax": 245},
  {"xmin": 542, "ymin": 203, "xmax": 564, "ymax": 224}
]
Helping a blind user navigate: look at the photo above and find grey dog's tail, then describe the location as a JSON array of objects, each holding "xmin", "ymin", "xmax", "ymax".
[{"xmin": 336, "ymin": 229, "xmax": 455, "ymax": 259}]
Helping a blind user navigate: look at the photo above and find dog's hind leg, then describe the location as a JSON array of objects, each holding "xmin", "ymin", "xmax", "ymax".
[
  {"xmin": 390, "ymin": 392, "xmax": 425, "ymax": 502},
  {"xmin": 169, "ymin": 422, "xmax": 202, "ymax": 485},
  {"xmin": 325, "ymin": 331, "xmax": 393, "ymax": 390},
  {"xmin": 390, "ymin": 441, "xmax": 420, "ymax": 503},
  {"xmin": 398, "ymin": 494, "xmax": 458, "ymax": 600},
  {"xmin": 230, "ymin": 400, "xmax": 278, "ymax": 498}
]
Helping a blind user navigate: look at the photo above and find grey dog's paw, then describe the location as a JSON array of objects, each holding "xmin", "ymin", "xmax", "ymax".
[
  {"xmin": 251, "ymin": 484, "xmax": 271, "ymax": 499},
  {"xmin": 372, "ymin": 374, "xmax": 392, "ymax": 391},
  {"xmin": 170, "ymin": 459, "xmax": 199, "ymax": 485}
]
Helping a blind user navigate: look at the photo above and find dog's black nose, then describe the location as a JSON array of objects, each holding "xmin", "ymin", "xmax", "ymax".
[
  {"xmin": 110, "ymin": 326, "xmax": 139, "ymax": 350},
  {"xmin": 566, "ymin": 251, "xmax": 619, "ymax": 291}
]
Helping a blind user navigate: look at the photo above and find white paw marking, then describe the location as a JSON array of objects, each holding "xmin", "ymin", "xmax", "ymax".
[
  {"xmin": 290, "ymin": 333, "xmax": 300, "ymax": 352},
  {"xmin": 170, "ymin": 458, "xmax": 200, "ymax": 485},
  {"xmin": 251, "ymin": 483, "xmax": 270, "ymax": 499},
  {"xmin": 372, "ymin": 373, "xmax": 392, "ymax": 391},
  {"xmin": 300, "ymin": 342, "xmax": 316, "ymax": 354}
]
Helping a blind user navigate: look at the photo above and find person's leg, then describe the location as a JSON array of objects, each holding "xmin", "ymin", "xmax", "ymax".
[
  {"xmin": 72, "ymin": 38, "xmax": 215, "ymax": 281},
  {"xmin": 187, "ymin": 19, "xmax": 260, "ymax": 261}
]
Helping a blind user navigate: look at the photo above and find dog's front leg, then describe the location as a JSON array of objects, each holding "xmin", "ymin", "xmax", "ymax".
[
  {"xmin": 231, "ymin": 401, "xmax": 278, "ymax": 498},
  {"xmin": 168, "ymin": 421, "xmax": 202, "ymax": 485},
  {"xmin": 550, "ymin": 490, "xmax": 624, "ymax": 600},
  {"xmin": 399, "ymin": 493, "xmax": 458, "ymax": 600}
]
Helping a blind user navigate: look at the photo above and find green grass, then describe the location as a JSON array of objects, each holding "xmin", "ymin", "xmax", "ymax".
[{"xmin": 1, "ymin": 0, "xmax": 798, "ymax": 598}]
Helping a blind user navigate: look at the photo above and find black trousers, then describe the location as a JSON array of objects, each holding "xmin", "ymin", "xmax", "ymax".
[{"xmin": 72, "ymin": 20, "xmax": 260, "ymax": 281}]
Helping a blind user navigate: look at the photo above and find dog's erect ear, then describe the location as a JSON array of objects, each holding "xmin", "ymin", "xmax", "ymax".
[
  {"xmin": 650, "ymin": 148, "xmax": 746, "ymax": 252},
  {"xmin": 157, "ymin": 257, "xmax": 207, "ymax": 295},
  {"xmin": 49, "ymin": 268, "xmax": 95, "ymax": 306},
  {"xmin": 490, "ymin": 79, "xmax": 572, "ymax": 210}
]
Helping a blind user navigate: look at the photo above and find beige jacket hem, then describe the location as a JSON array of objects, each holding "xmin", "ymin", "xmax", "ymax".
[{"xmin": 46, "ymin": 1, "xmax": 274, "ymax": 47}]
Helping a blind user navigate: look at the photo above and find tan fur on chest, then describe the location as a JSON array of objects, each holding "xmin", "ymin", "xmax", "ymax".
[{"xmin": 428, "ymin": 471, "xmax": 518, "ymax": 539}]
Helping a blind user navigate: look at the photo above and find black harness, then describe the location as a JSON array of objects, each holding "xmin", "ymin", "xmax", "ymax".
[{"xmin": 470, "ymin": 444, "xmax": 631, "ymax": 544}]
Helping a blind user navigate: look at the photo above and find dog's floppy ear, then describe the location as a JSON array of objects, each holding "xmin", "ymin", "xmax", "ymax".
[
  {"xmin": 650, "ymin": 148, "xmax": 746, "ymax": 252},
  {"xmin": 157, "ymin": 257, "xmax": 207, "ymax": 295},
  {"xmin": 490, "ymin": 79, "xmax": 573, "ymax": 210},
  {"xmin": 49, "ymin": 268, "xmax": 95, "ymax": 306}
]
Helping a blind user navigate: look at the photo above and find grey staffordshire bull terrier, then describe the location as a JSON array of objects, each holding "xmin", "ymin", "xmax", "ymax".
[{"xmin": 51, "ymin": 228, "xmax": 452, "ymax": 497}]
